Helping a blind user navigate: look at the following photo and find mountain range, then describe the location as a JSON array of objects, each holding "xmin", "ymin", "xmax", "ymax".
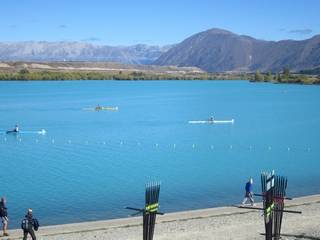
[
  {"xmin": 0, "ymin": 41, "xmax": 171, "ymax": 65},
  {"xmin": 155, "ymin": 28, "xmax": 320, "ymax": 72},
  {"xmin": 0, "ymin": 28, "xmax": 320, "ymax": 72}
]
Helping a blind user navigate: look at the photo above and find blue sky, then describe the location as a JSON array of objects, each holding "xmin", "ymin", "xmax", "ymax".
[{"xmin": 1, "ymin": 0, "xmax": 319, "ymax": 45}]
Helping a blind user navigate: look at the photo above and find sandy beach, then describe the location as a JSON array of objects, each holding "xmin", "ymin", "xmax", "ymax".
[{"xmin": 1, "ymin": 194, "xmax": 319, "ymax": 240}]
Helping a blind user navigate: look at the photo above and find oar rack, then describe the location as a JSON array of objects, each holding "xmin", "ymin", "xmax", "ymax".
[
  {"xmin": 126, "ymin": 182, "xmax": 164, "ymax": 240},
  {"xmin": 237, "ymin": 171, "xmax": 302, "ymax": 240}
]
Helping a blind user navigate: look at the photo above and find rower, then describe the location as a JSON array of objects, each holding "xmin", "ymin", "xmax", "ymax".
[
  {"xmin": 95, "ymin": 105, "xmax": 102, "ymax": 111},
  {"xmin": 14, "ymin": 124, "xmax": 19, "ymax": 132},
  {"xmin": 209, "ymin": 116, "xmax": 214, "ymax": 122}
]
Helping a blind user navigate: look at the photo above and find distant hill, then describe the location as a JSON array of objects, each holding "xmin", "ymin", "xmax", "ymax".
[
  {"xmin": 154, "ymin": 28, "xmax": 320, "ymax": 72},
  {"xmin": 0, "ymin": 42, "xmax": 172, "ymax": 65}
]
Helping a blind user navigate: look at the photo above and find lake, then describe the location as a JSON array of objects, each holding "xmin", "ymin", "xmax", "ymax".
[{"xmin": 0, "ymin": 80, "xmax": 319, "ymax": 227}]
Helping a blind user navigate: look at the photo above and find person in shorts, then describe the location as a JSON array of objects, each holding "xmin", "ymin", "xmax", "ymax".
[{"xmin": 0, "ymin": 197, "xmax": 9, "ymax": 236}]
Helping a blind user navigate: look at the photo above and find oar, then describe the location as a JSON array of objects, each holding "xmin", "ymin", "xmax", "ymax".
[
  {"xmin": 236, "ymin": 205, "xmax": 302, "ymax": 214},
  {"xmin": 254, "ymin": 193, "xmax": 293, "ymax": 200}
]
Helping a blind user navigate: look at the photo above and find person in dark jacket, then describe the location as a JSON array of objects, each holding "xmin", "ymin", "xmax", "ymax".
[
  {"xmin": 0, "ymin": 197, "xmax": 9, "ymax": 237},
  {"xmin": 241, "ymin": 178, "xmax": 255, "ymax": 206},
  {"xmin": 22, "ymin": 209, "xmax": 37, "ymax": 240}
]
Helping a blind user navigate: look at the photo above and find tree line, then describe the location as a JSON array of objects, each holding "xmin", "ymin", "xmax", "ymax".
[
  {"xmin": 253, "ymin": 67, "xmax": 320, "ymax": 84},
  {"xmin": 0, "ymin": 68, "xmax": 319, "ymax": 84}
]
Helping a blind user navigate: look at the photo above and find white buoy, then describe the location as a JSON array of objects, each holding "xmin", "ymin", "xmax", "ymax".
[
  {"xmin": 155, "ymin": 143, "xmax": 159, "ymax": 147},
  {"xmin": 192, "ymin": 144, "xmax": 195, "ymax": 148}
]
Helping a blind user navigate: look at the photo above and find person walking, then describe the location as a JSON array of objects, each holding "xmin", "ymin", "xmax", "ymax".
[
  {"xmin": 21, "ymin": 209, "xmax": 39, "ymax": 240},
  {"xmin": 242, "ymin": 178, "xmax": 255, "ymax": 206},
  {"xmin": 0, "ymin": 197, "xmax": 9, "ymax": 237}
]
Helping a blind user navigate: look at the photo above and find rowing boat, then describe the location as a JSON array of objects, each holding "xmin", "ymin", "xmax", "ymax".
[
  {"xmin": 5, "ymin": 129, "xmax": 46, "ymax": 135},
  {"xmin": 83, "ymin": 106, "xmax": 119, "ymax": 111},
  {"xmin": 188, "ymin": 119, "xmax": 234, "ymax": 124}
]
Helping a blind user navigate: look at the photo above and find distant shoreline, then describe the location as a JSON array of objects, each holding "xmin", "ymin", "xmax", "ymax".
[{"xmin": 0, "ymin": 61, "xmax": 319, "ymax": 84}]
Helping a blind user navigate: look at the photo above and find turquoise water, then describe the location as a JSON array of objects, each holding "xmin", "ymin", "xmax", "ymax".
[{"xmin": 0, "ymin": 80, "xmax": 319, "ymax": 227}]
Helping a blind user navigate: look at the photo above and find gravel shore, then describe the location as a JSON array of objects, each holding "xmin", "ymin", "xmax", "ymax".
[{"xmin": 1, "ymin": 194, "xmax": 319, "ymax": 240}]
